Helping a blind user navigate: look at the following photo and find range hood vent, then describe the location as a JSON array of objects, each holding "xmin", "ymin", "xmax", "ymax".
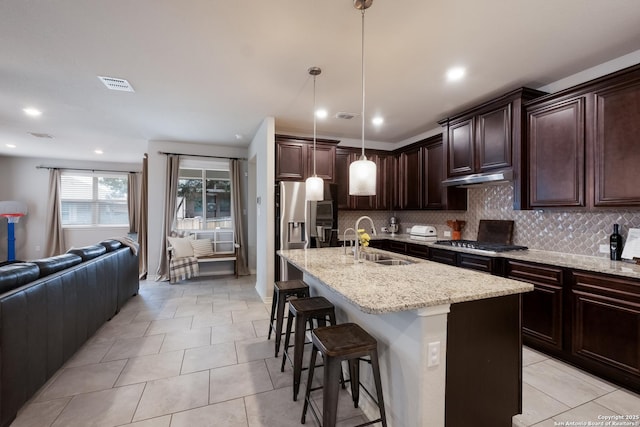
[{"xmin": 442, "ymin": 169, "xmax": 513, "ymax": 188}]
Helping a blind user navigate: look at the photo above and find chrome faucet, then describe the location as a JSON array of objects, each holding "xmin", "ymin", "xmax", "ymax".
[
  {"xmin": 342, "ymin": 227, "xmax": 357, "ymax": 255},
  {"xmin": 354, "ymin": 216, "xmax": 378, "ymax": 262}
]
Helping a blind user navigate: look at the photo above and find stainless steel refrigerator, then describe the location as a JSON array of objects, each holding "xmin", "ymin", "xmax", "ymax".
[{"xmin": 275, "ymin": 181, "xmax": 338, "ymax": 281}]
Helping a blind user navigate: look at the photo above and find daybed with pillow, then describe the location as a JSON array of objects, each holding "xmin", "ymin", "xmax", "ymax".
[
  {"xmin": 0, "ymin": 239, "xmax": 139, "ymax": 427},
  {"xmin": 167, "ymin": 233, "xmax": 238, "ymax": 283}
]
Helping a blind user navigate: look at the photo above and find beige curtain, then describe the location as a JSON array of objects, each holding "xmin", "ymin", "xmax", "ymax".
[
  {"xmin": 137, "ymin": 154, "xmax": 149, "ymax": 279},
  {"xmin": 45, "ymin": 169, "xmax": 66, "ymax": 256},
  {"xmin": 128, "ymin": 172, "xmax": 139, "ymax": 233},
  {"xmin": 230, "ymin": 159, "xmax": 250, "ymax": 276},
  {"xmin": 156, "ymin": 154, "xmax": 180, "ymax": 280}
]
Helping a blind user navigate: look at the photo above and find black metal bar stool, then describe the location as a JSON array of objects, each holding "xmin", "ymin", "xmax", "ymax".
[
  {"xmin": 301, "ymin": 323, "xmax": 388, "ymax": 427},
  {"xmin": 280, "ymin": 296, "xmax": 337, "ymax": 401},
  {"xmin": 267, "ymin": 280, "xmax": 310, "ymax": 357}
]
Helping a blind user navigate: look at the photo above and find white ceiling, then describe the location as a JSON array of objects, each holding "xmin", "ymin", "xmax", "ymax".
[{"xmin": 1, "ymin": 0, "xmax": 640, "ymax": 163}]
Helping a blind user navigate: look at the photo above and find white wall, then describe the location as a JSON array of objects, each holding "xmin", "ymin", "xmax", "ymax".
[
  {"xmin": 0, "ymin": 156, "xmax": 139, "ymax": 261},
  {"xmin": 146, "ymin": 141, "xmax": 249, "ymax": 277},
  {"xmin": 248, "ymin": 118, "xmax": 275, "ymax": 302}
]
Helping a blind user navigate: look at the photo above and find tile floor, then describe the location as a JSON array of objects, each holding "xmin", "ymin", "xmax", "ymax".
[{"xmin": 10, "ymin": 275, "xmax": 640, "ymax": 427}]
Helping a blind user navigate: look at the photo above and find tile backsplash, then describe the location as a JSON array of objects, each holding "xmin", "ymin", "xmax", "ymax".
[{"xmin": 338, "ymin": 183, "xmax": 640, "ymax": 257}]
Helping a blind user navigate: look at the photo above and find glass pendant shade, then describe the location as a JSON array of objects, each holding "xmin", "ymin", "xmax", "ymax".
[
  {"xmin": 349, "ymin": 156, "xmax": 376, "ymax": 196},
  {"xmin": 305, "ymin": 175, "xmax": 324, "ymax": 201}
]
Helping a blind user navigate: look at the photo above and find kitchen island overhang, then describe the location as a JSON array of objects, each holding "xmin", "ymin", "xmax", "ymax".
[{"xmin": 278, "ymin": 247, "xmax": 533, "ymax": 427}]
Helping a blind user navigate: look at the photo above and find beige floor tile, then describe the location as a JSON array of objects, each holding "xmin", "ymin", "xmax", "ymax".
[
  {"xmin": 235, "ymin": 336, "xmax": 277, "ymax": 363},
  {"xmin": 213, "ymin": 301, "xmax": 249, "ymax": 312},
  {"xmin": 115, "ymin": 350, "xmax": 184, "ymax": 386},
  {"xmin": 192, "ymin": 311, "xmax": 233, "ymax": 329},
  {"xmin": 524, "ymin": 361, "xmax": 612, "ymax": 407},
  {"xmin": 145, "ymin": 317, "xmax": 192, "ymax": 336},
  {"xmin": 522, "ymin": 346, "xmax": 549, "ymax": 366},
  {"xmin": 105, "ymin": 309, "xmax": 139, "ymax": 326},
  {"xmin": 171, "ymin": 399, "xmax": 248, "ymax": 427},
  {"xmin": 160, "ymin": 327, "xmax": 211, "ymax": 352},
  {"xmin": 36, "ymin": 360, "xmax": 127, "ymax": 401},
  {"xmin": 120, "ymin": 415, "xmax": 171, "ymax": 427},
  {"xmin": 552, "ymin": 401, "xmax": 620, "ymax": 424},
  {"xmin": 196, "ymin": 293, "xmax": 230, "ymax": 304},
  {"xmin": 133, "ymin": 371, "xmax": 210, "ymax": 421},
  {"xmin": 92, "ymin": 321, "xmax": 151, "ymax": 343},
  {"xmin": 527, "ymin": 419, "xmax": 558, "ymax": 427},
  {"xmin": 543, "ymin": 358, "xmax": 617, "ymax": 392},
  {"xmin": 159, "ymin": 296, "xmax": 198, "ymax": 308},
  {"xmin": 209, "ymin": 360, "xmax": 274, "ymax": 403},
  {"xmin": 310, "ymin": 386, "xmax": 366, "ymax": 422},
  {"xmin": 244, "ymin": 386, "xmax": 309, "ymax": 427},
  {"xmin": 51, "ymin": 383, "xmax": 144, "ymax": 427},
  {"xmin": 211, "ymin": 322, "xmax": 257, "ymax": 345},
  {"xmin": 174, "ymin": 302, "xmax": 214, "ymax": 318},
  {"xmin": 132, "ymin": 306, "xmax": 177, "ymax": 323},
  {"xmin": 11, "ymin": 397, "xmax": 71, "ymax": 427},
  {"xmin": 181, "ymin": 342, "xmax": 237, "ymax": 374},
  {"xmin": 102, "ymin": 334, "xmax": 164, "ymax": 362},
  {"xmin": 595, "ymin": 389, "xmax": 640, "ymax": 415},
  {"xmin": 513, "ymin": 383, "xmax": 570, "ymax": 426},
  {"xmin": 64, "ymin": 340, "xmax": 113, "ymax": 368},
  {"xmin": 252, "ymin": 319, "xmax": 270, "ymax": 338},
  {"xmin": 181, "ymin": 287, "xmax": 215, "ymax": 297},
  {"xmin": 231, "ymin": 308, "xmax": 271, "ymax": 323}
]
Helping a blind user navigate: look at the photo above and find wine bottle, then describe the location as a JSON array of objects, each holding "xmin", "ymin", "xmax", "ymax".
[{"xmin": 610, "ymin": 224, "xmax": 623, "ymax": 261}]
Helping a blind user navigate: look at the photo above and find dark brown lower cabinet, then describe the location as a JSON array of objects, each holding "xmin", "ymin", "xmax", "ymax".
[
  {"xmin": 429, "ymin": 248, "xmax": 458, "ymax": 266},
  {"xmin": 458, "ymin": 253, "xmax": 494, "ymax": 274},
  {"xmin": 446, "ymin": 294, "xmax": 522, "ymax": 427},
  {"xmin": 406, "ymin": 243, "xmax": 429, "ymax": 259},
  {"xmin": 506, "ymin": 260, "xmax": 564, "ymax": 352},
  {"xmin": 571, "ymin": 271, "xmax": 640, "ymax": 391},
  {"xmin": 387, "ymin": 241, "xmax": 407, "ymax": 254}
]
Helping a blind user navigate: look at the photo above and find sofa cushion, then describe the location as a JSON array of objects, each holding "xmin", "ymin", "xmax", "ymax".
[
  {"xmin": 0, "ymin": 263, "xmax": 40, "ymax": 294},
  {"xmin": 100, "ymin": 239, "xmax": 123, "ymax": 252},
  {"xmin": 32, "ymin": 253, "xmax": 83, "ymax": 278},
  {"xmin": 67, "ymin": 245, "xmax": 107, "ymax": 261}
]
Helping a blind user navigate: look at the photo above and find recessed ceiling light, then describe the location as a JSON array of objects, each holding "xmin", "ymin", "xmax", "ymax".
[
  {"xmin": 94, "ymin": 149, "xmax": 103, "ymax": 155},
  {"xmin": 6, "ymin": 144, "xmax": 16, "ymax": 148},
  {"xmin": 23, "ymin": 107, "xmax": 42, "ymax": 117},
  {"xmin": 235, "ymin": 133, "xmax": 243, "ymax": 140},
  {"xmin": 28, "ymin": 132, "xmax": 53, "ymax": 139},
  {"xmin": 372, "ymin": 116, "xmax": 384, "ymax": 126},
  {"xmin": 315, "ymin": 109, "xmax": 328, "ymax": 119},
  {"xmin": 446, "ymin": 67, "xmax": 466, "ymax": 82}
]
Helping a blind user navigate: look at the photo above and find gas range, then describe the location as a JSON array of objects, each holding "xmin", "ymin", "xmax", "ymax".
[{"xmin": 434, "ymin": 240, "xmax": 528, "ymax": 253}]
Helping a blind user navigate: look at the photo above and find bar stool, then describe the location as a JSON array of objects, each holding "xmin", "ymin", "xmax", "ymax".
[
  {"xmin": 267, "ymin": 280, "xmax": 310, "ymax": 357},
  {"xmin": 280, "ymin": 296, "xmax": 337, "ymax": 401},
  {"xmin": 301, "ymin": 323, "xmax": 388, "ymax": 427}
]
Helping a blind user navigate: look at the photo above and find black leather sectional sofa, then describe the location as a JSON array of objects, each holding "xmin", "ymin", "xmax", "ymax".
[{"xmin": 0, "ymin": 239, "xmax": 139, "ymax": 427}]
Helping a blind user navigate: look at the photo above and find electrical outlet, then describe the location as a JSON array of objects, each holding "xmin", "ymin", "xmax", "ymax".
[
  {"xmin": 427, "ymin": 341, "xmax": 440, "ymax": 367},
  {"xmin": 381, "ymin": 226, "xmax": 389, "ymax": 232},
  {"xmin": 599, "ymin": 244, "xmax": 609, "ymax": 254},
  {"xmin": 444, "ymin": 230, "xmax": 451, "ymax": 238}
]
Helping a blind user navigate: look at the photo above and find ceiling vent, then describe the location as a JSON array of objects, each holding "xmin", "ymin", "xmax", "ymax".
[
  {"xmin": 335, "ymin": 112, "xmax": 359, "ymax": 120},
  {"xmin": 98, "ymin": 76, "xmax": 135, "ymax": 92},
  {"xmin": 28, "ymin": 132, "xmax": 53, "ymax": 139}
]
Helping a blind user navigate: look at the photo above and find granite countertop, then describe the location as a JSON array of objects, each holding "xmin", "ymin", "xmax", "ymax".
[
  {"xmin": 343, "ymin": 233, "xmax": 640, "ymax": 280},
  {"xmin": 278, "ymin": 247, "xmax": 532, "ymax": 315}
]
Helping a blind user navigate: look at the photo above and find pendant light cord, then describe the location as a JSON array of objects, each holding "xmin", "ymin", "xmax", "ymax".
[
  {"xmin": 313, "ymin": 73, "xmax": 317, "ymax": 176},
  {"xmin": 360, "ymin": 8, "xmax": 366, "ymax": 159}
]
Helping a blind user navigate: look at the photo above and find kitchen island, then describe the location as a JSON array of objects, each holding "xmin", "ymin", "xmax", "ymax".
[{"xmin": 278, "ymin": 247, "xmax": 533, "ymax": 427}]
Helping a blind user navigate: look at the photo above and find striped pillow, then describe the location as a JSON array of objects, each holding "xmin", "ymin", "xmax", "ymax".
[{"xmin": 190, "ymin": 239, "xmax": 214, "ymax": 257}]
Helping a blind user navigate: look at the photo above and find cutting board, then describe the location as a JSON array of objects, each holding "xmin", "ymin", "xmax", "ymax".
[{"xmin": 477, "ymin": 220, "xmax": 514, "ymax": 244}]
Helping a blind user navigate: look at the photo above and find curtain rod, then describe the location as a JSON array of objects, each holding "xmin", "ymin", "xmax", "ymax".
[
  {"xmin": 36, "ymin": 165, "xmax": 140, "ymax": 174},
  {"xmin": 158, "ymin": 151, "xmax": 247, "ymax": 161}
]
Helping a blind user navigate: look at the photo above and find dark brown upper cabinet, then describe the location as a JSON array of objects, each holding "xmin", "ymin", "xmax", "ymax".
[
  {"xmin": 275, "ymin": 135, "xmax": 337, "ymax": 182},
  {"xmin": 528, "ymin": 98, "xmax": 586, "ymax": 207},
  {"xmin": 439, "ymin": 88, "xmax": 547, "ymax": 210},
  {"xmin": 398, "ymin": 145, "xmax": 422, "ymax": 210},
  {"xmin": 334, "ymin": 148, "xmax": 392, "ymax": 211},
  {"xmin": 525, "ymin": 63, "xmax": 640, "ymax": 209}
]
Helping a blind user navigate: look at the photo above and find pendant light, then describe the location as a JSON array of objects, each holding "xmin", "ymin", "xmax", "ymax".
[
  {"xmin": 305, "ymin": 66, "xmax": 325, "ymax": 201},
  {"xmin": 349, "ymin": 0, "xmax": 376, "ymax": 196}
]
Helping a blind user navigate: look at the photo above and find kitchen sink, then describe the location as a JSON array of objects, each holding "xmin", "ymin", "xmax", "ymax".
[
  {"xmin": 373, "ymin": 258, "xmax": 413, "ymax": 266},
  {"xmin": 359, "ymin": 252, "xmax": 414, "ymax": 266}
]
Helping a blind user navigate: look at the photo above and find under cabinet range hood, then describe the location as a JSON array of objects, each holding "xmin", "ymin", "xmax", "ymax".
[{"xmin": 442, "ymin": 169, "xmax": 513, "ymax": 188}]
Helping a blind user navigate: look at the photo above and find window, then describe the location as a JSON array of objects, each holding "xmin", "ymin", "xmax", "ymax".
[
  {"xmin": 176, "ymin": 159, "xmax": 232, "ymax": 232},
  {"xmin": 60, "ymin": 173, "xmax": 128, "ymax": 226}
]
